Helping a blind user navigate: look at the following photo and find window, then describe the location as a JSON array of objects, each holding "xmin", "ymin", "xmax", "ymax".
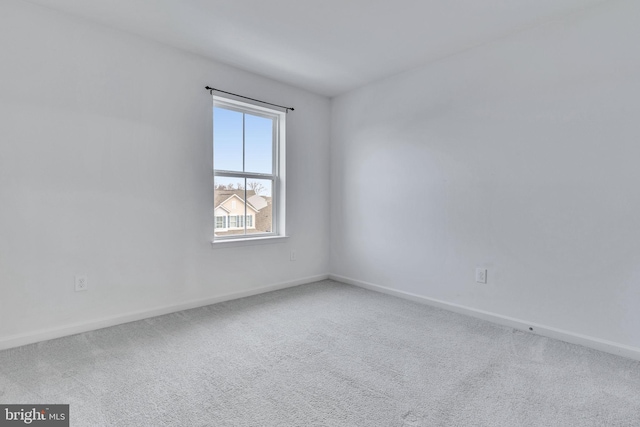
[{"xmin": 212, "ymin": 96, "xmax": 286, "ymax": 241}]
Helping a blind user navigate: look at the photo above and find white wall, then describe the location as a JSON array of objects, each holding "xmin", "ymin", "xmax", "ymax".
[
  {"xmin": 0, "ymin": 0, "xmax": 330, "ymax": 344},
  {"xmin": 331, "ymin": 0, "xmax": 640, "ymax": 349}
]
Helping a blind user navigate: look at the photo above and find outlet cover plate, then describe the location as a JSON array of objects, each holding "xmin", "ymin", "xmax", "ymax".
[
  {"xmin": 75, "ymin": 275, "xmax": 88, "ymax": 292},
  {"xmin": 475, "ymin": 268, "xmax": 487, "ymax": 284}
]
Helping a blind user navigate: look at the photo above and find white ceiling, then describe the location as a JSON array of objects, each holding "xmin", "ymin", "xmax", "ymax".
[{"xmin": 26, "ymin": 0, "xmax": 605, "ymax": 97}]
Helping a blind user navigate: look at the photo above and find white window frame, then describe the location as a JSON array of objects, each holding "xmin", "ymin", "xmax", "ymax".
[{"xmin": 212, "ymin": 95, "xmax": 286, "ymax": 243}]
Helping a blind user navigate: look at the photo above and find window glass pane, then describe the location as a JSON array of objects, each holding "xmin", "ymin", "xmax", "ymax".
[
  {"xmin": 214, "ymin": 177, "xmax": 247, "ymax": 237},
  {"xmin": 244, "ymin": 114, "xmax": 273, "ymax": 174},
  {"xmin": 213, "ymin": 107, "xmax": 243, "ymax": 172},
  {"xmin": 246, "ymin": 179, "xmax": 273, "ymax": 235},
  {"xmin": 214, "ymin": 177, "xmax": 246, "ymax": 193}
]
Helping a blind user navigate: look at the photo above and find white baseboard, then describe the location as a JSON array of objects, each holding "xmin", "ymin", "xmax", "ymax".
[
  {"xmin": 329, "ymin": 274, "xmax": 640, "ymax": 362},
  {"xmin": 0, "ymin": 274, "xmax": 329, "ymax": 351}
]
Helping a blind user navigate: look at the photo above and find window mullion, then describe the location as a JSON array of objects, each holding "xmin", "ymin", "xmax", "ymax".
[
  {"xmin": 242, "ymin": 113, "xmax": 246, "ymax": 235},
  {"xmin": 244, "ymin": 178, "xmax": 247, "ymax": 235},
  {"xmin": 242, "ymin": 113, "xmax": 245, "ymax": 173}
]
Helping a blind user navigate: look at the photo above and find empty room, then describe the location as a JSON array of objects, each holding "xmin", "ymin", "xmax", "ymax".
[{"xmin": 1, "ymin": 0, "xmax": 640, "ymax": 425}]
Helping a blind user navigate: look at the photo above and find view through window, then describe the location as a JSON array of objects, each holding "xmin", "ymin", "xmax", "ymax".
[{"xmin": 213, "ymin": 97, "xmax": 284, "ymax": 240}]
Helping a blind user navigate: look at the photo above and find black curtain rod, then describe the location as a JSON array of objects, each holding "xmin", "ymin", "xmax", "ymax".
[{"xmin": 205, "ymin": 86, "xmax": 294, "ymax": 112}]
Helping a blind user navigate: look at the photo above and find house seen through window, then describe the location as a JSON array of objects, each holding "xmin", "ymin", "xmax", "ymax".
[{"xmin": 212, "ymin": 96, "xmax": 285, "ymax": 240}]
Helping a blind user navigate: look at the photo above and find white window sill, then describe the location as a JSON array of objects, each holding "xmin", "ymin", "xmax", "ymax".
[{"xmin": 211, "ymin": 235, "xmax": 289, "ymax": 248}]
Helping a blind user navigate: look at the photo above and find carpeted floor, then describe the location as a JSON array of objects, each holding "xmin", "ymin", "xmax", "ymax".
[{"xmin": 1, "ymin": 280, "xmax": 640, "ymax": 426}]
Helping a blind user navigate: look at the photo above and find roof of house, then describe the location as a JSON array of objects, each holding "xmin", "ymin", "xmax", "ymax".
[
  {"xmin": 247, "ymin": 194, "xmax": 268, "ymax": 211},
  {"xmin": 214, "ymin": 190, "xmax": 260, "ymax": 213}
]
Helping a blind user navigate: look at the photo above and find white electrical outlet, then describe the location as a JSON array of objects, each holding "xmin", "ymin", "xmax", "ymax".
[
  {"xmin": 75, "ymin": 275, "xmax": 88, "ymax": 292},
  {"xmin": 290, "ymin": 251, "xmax": 296, "ymax": 261},
  {"xmin": 475, "ymin": 268, "xmax": 487, "ymax": 284}
]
